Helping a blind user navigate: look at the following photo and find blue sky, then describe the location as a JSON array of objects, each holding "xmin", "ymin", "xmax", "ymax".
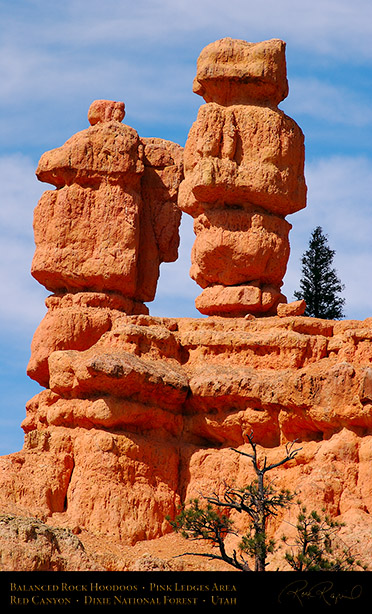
[{"xmin": 1, "ymin": 0, "xmax": 372, "ymax": 454}]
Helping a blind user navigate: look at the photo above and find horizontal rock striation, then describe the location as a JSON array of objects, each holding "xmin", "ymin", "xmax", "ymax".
[
  {"xmin": 1, "ymin": 43, "xmax": 371, "ymax": 571},
  {"xmin": 2, "ymin": 314, "xmax": 372, "ymax": 566},
  {"xmin": 179, "ymin": 38, "xmax": 306, "ymax": 316},
  {"xmin": 31, "ymin": 101, "xmax": 183, "ymax": 304}
]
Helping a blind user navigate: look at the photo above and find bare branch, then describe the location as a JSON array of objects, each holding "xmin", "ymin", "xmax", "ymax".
[{"xmin": 168, "ymin": 432, "xmax": 303, "ymax": 573}]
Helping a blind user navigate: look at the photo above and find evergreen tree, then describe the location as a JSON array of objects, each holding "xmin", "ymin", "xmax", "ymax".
[
  {"xmin": 294, "ymin": 226, "xmax": 345, "ymax": 319},
  {"xmin": 167, "ymin": 434, "xmax": 367, "ymax": 572},
  {"xmin": 167, "ymin": 433, "xmax": 300, "ymax": 571},
  {"xmin": 282, "ymin": 505, "xmax": 367, "ymax": 571}
]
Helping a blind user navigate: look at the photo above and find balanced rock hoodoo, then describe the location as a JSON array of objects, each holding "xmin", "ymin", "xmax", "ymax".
[
  {"xmin": 179, "ymin": 38, "xmax": 306, "ymax": 316},
  {"xmin": 0, "ymin": 42, "xmax": 371, "ymax": 571},
  {"xmin": 28, "ymin": 100, "xmax": 183, "ymax": 387}
]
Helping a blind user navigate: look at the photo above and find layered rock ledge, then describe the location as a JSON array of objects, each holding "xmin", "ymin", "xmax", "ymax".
[
  {"xmin": 1, "ymin": 40, "xmax": 370, "ymax": 571},
  {"xmin": 1, "ymin": 314, "xmax": 372, "ymax": 569}
]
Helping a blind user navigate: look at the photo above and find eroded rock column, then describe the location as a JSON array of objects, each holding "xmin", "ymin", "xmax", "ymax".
[
  {"xmin": 28, "ymin": 100, "xmax": 183, "ymax": 386},
  {"xmin": 179, "ymin": 38, "xmax": 307, "ymax": 316},
  {"xmin": 10, "ymin": 101, "xmax": 186, "ymax": 543}
]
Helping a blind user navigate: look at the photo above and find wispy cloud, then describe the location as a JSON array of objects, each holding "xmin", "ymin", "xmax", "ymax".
[
  {"xmin": 0, "ymin": 0, "xmax": 372, "ymax": 458},
  {"xmin": 2, "ymin": 0, "xmax": 371, "ymax": 60},
  {"xmin": 0, "ymin": 155, "xmax": 42, "ymax": 234},
  {"xmin": 0, "ymin": 155, "xmax": 47, "ymax": 333},
  {"xmin": 1, "ymin": 152, "xmax": 372, "ymax": 329},
  {"xmin": 1, "ymin": 0, "xmax": 372, "ymax": 153},
  {"xmin": 285, "ymin": 78, "xmax": 372, "ymax": 127},
  {"xmin": 151, "ymin": 215, "xmax": 200, "ymax": 318},
  {"xmin": 0, "ymin": 153, "xmax": 198, "ymax": 331}
]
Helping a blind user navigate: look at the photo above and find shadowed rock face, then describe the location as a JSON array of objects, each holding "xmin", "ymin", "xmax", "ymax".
[
  {"xmin": 179, "ymin": 37, "xmax": 307, "ymax": 317},
  {"xmin": 2, "ymin": 312, "xmax": 372, "ymax": 566}
]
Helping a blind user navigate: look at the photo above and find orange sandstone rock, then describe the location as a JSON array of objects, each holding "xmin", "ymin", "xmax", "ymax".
[
  {"xmin": 0, "ymin": 514, "xmax": 99, "ymax": 571},
  {"xmin": 27, "ymin": 292, "xmax": 147, "ymax": 388},
  {"xmin": 88, "ymin": 99, "xmax": 125, "ymax": 125},
  {"xmin": 28, "ymin": 101, "xmax": 183, "ymax": 388},
  {"xmin": 179, "ymin": 39, "xmax": 306, "ymax": 317},
  {"xmin": 3, "ymin": 314, "xmax": 372, "ymax": 564},
  {"xmin": 194, "ymin": 284, "xmax": 286, "ymax": 316},
  {"xmin": 32, "ymin": 104, "xmax": 183, "ymax": 301},
  {"xmin": 193, "ymin": 38, "xmax": 289, "ymax": 106},
  {"xmin": 137, "ymin": 137, "xmax": 183, "ymax": 299},
  {"xmin": 277, "ymin": 299, "xmax": 306, "ymax": 317},
  {"xmin": 190, "ymin": 209, "xmax": 291, "ymax": 289},
  {"xmin": 2, "ymin": 50, "xmax": 372, "ymax": 572}
]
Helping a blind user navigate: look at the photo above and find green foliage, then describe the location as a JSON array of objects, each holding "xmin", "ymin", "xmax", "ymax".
[
  {"xmin": 236, "ymin": 481, "xmax": 293, "ymax": 567},
  {"xmin": 167, "ymin": 498, "xmax": 249, "ymax": 571},
  {"xmin": 167, "ymin": 435, "xmax": 367, "ymax": 572},
  {"xmin": 239, "ymin": 527, "xmax": 276, "ymax": 562},
  {"xmin": 167, "ymin": 433, "xmax": 300, "ymax": 572},
  {"xmin": 294, "ymin": 226, "xmax": 345, "ymax": 319},
  {"xmin": 282, "ymin": 505, "xmax": 367, "ymax": 571},
  {"xmin": 167, "ymin": 498, "xmax": 233, "ymax": 543}
]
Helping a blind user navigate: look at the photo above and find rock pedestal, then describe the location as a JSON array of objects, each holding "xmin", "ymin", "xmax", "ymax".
[
  {"xmin": 2, "ymin": 314, "xmax": 372, "ymax": 569},
  {"xmin": 179, "ymin": 38, "xmax": 307, "ymax": 316}
]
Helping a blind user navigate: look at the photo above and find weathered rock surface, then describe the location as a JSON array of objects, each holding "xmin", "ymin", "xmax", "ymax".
[
  {"xmin": 31, "ymin": 100, "xmax": 183, "ymax": 303},
  {"xmin": 192, "ymin": 38, "xmax": 289, "ymax": 106},
  {"xmin": 28, "ymin": 101, "xmax": 183, "ymax": 388},
  {"xmin": 2, "ymin": 315, "xmax": 372, "ymax": 568},
  {"xmin": 179, "ymin": 38, "xmax": 306, "ymax": 316},
  {"xmin": 0, "ymin": 514, "xmax": 99, "ymax": 571},
  {"xmin": 1, "ymin": 45, "xmax": 371, "ymax": 572},
  {"xmin": 87, "ymin": 99, "xmax": 125, "ymax": 125},
  {"xmin": 277, "ymin": 299, "xmax": 306, "ymax": 317}
]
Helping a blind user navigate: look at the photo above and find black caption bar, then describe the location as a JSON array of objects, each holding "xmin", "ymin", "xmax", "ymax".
[{"xmin": 1, "ymin": 571, "xmax": 371, "ymax": 613}]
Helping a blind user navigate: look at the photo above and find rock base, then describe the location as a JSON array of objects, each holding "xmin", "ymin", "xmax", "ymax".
[{"xmin": 1, "ymin": 314, "xmax": 372, "ymax": 569}]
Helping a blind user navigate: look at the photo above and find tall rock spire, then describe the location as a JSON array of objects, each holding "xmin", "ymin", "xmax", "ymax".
[
  {"xmin": 28, "ymin": 100, "xmax": 183, "ymax": 386},
  {"xmin": 179, "ymin": 38, "xmax": 307, "ymax": 316}
]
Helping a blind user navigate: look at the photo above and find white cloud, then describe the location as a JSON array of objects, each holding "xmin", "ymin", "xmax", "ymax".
[
  {"xmin": 0, "ymin": 152, "xmax": 198, "ymax": 333},
  {"xmin": 2, "ymin": 152, "xmax": 371, "ymax": 331},
  {"xmin": 150, "ymin": 214, "xmax": 201, "ymax": 318},
  {"xmin": 156, "ymin": 157, "xmax": 372, "ymax": 321},
  {"xmin": 0, "ymin": 34, "xmax": 199, "ymax": 153},
  {"xmin": 1, "ymin": 0, "xmax": 372, "ymax": 457},
  {"xmin": 0, "ymin": 154, "xmax": 42, "ymax": 234},
  {"xmin": 2, "ymin": 0, "xmax": 370, "ymax": 60},
  {"xmin": 304, "ymin": 156, "xmax": 372, "ymax": 246},
  {"xmin": 2, "ymin": 1, "xmax": 372, "ymax": 113}
]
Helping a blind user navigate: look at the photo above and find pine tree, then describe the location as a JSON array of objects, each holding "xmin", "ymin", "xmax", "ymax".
[
  {"xmin": 167, "ymin": 433, "xmax": 300, "ymax": 571},
  {"xmin": 281, "ymin": 505, "xmax": 367, "ymax": 571},
  {"xmin": 294, "ymin": 226, "xmax": 345, "ymax": 319},
  {"xmin": 167, "ymin": 433, "xmax": 366, "ymax": 572}
]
